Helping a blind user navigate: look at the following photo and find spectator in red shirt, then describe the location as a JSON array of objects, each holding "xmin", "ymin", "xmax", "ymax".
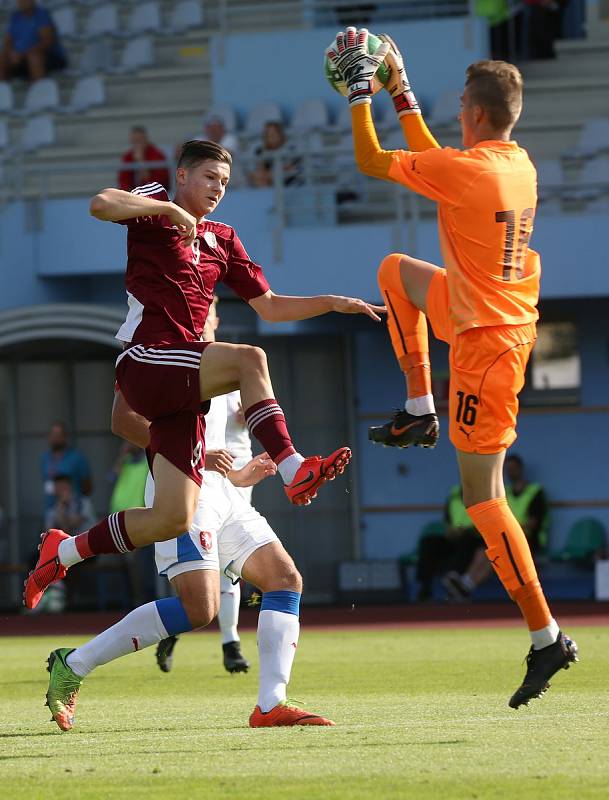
[{"xmin": 118, "ymin": 126, "xmax": 170, "ymax": 192}]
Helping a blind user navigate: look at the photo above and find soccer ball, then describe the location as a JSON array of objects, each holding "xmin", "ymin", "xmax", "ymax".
[{"xmin": 324, "ymin": 31, "xmax": 390, "ymax": 97}]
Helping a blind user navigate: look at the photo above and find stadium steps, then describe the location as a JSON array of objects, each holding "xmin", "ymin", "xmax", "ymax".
[{"xmin": 523, "ymin": 37, "xmax": 609, "ymax": 80}]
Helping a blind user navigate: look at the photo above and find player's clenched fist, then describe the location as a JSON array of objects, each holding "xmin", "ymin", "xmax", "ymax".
[{"xmin": 166, "ymin": 202, "xmax": 198, "ymax": 245}]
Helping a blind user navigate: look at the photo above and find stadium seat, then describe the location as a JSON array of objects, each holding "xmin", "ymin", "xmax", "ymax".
[
  {"xmin": 167, "ymin": 0, "xmax": 205, "ymax": 33},
  {"xmin": 0, "ymin": 119, "xmax": 9, "ymax": 150},
  {"xmin": 535, "ymin": 158, "xmax": 564, "ymax": 207},
  {"xmin": 245, "ymin": 101, "xmax": 283, "ymax": 135},
  {"xmin": 204, "ymin": 105, "xmax": 237, "ymax": 133},
  {"xmin": 123, "ymin": 1, "xmax": 162, "ymax": 36},
  {"xmin": 60, "ymin": 74, "xmax": 105, "ymax": 114},
  {"xmin": 82, "ymin": 3, "xmax": 119, "ymax": 39},
  {"xmin": 0, "ymin": 81, "xmax": 14, "ymax": 114},
  {"xmin": 569, "ymin": 117, "xmax": 609, "ymax": 159},
  {"xmin": 113, "ymin": 36, "xmax": 155, "ymax": 74},
  {"xmin": 554, "ymin": 517, "xmax": 607, "ymax": 563},
  {"xmin": 51, "ymin": 5, "xmax": 77, "ymax": 38},
  {"xmin": 20, "ymin": 78, "xmax": 61, "ymax": 116},
  {"xmin": 19, "ymin": 114, "xmax": 56, "ymax": 152},
  {"xmin": 290, "ymin": 99, "xmax": 328, "ymax": 132},
  {"xmin": 428, "ymin": 88, "xmax": 461, "ymax": 128},
  {"xmin": 78, "ymin": 39, "xmax": 114, "ymax": 74},
  {"xmin": 564, "ymin": 157, "xmax": 609, "ymax": 205}
]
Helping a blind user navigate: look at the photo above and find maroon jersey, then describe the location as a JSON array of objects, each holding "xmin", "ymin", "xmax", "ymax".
[{"xmin": 115, "ymin": 183, "xmax": 270, "ymax": 345}]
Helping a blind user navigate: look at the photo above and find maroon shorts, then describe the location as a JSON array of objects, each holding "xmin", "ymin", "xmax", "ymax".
[{"xmin": 116, "ymin": 342, "xmax": 211, "ymax": 486}]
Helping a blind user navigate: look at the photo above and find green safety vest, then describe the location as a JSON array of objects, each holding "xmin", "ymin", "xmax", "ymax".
[
  {"xmin": 506, "ymin": 483, "xmax": 549, "ymax": 550},
  {"xmin": 110, "ymin": 458, "xmax": 149, "ymax": 514},
  {"xmin": 447, "ymin": 485, "xmax": 474, "ymax": 530},
  {"xmin": 476, "ymin": 0, "xmax": 510, "ymax": 26}
]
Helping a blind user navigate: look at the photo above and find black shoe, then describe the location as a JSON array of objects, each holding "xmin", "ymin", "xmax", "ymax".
[
  {"xmin": 223, "ymin": 640, "xmax": 250, "ymax": 674},
  {"xmin": 156, "ymin": 635, "xmax": 179, "ymax": 673},
  {"xmin": 509, "ymin": 631, "xmax": 578, "ymax": 709},
  {"xmin": 368, "ymin": 409, "xmax": 439, "ymax": 449},
  {"xmin": 441, "ymin": 571, "xmax": 472, "ymax": 603}
]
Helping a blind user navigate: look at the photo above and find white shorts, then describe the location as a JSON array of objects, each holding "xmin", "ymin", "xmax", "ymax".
[{"xmin": 145, "ymin": 472, "xmax": 277, "ymax": 583}]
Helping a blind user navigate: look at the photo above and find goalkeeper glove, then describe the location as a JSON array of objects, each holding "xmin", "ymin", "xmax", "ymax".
[
  {"xmin": 378, "ymin": 33, "xmax": 421, "ymax": 118},
  {"xmin": 326, "ymin": 26, "xmax": 389, "ymax": 106}
]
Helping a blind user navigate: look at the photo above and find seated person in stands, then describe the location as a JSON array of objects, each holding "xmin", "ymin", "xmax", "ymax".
[
  {"xmin": 0, "ymin": 0, "xmax": 67, "ymax": 82},
  {"xmin": 177, "ymin": 115, "xmax": 246, "ymax": 187},
  {"xmin": 45, "ymin": 475, "xmax": 95, "ymax": 536},
  {"xmin": 415, "ymin": 485, "xmax": 484, "ymax": 601},
  {"xmin": 248, "ymin": 121, "xmax": 302, "ymax": 188},
  {"xmin": 443, "ymin": 454, "xmax": 549, "ymax": 600},
  {"xmin": 118, "ymin": 126, "xmax": 170, "ymax": 193}
]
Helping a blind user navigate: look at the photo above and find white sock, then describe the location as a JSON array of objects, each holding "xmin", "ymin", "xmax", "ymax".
[
  {"xmin": 257, "ymin": 609, "xmax": 300, "ymax": 712},
  {"xmin": 405, "ymin": 394, "xmax": 436, "ymax": 416},
  {"xmin": 58, "ymin": 536, "xmax": 84, "ymax": 568},
  {"xmin": 530, "ymin": 617, "xmax": 560, "ymax": 650},
  {"xmin": 66, "ymin": 601, "xmax": 169, "ymax": 677},
  {"xmin": 219, "ymin": 573, "xmax": 240, "ymax": 645},
  {"xmin": 277, "ymin": 452, "xmax": 305, "ymax": 485}
]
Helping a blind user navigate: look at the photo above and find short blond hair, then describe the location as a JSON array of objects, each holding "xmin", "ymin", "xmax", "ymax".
[{"xmin": 465, "ymin": 60, "xmax": 523, "ymax": 130}]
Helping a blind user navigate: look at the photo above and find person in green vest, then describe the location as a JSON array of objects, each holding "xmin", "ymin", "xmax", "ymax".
[
  {"xmin": 415, "ymin": 485, "xmax": 485, "ymax": 601},
  {"xmin": 109, "ymin": 443, "xmax": 148, "ymax": 514},
  {"xmin": 443, "ymin": 454, "xmax": 549, "ymax": 601}
]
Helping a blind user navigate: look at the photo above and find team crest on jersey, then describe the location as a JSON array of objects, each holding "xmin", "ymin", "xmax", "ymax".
[
  {"xmin": 203, "ymin": 231, "xmax": 217, "ymax": 249},
  {"xmin": 199, "ymin": 531, "xmax": 213, "ymax": 552}
]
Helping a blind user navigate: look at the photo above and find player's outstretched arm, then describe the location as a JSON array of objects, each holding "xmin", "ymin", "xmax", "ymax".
[
  {"xmin": 90, "ymin": 188, "xmax": 198, "ymax": 243},
  {"xmin": 250, "ymin": 290, "xmax": 385, "ymax": 323},
  {"xmin": 379, "ymin": 33, "xmax": 440, "ymax": 152},
  {"xmin": 229, "ymin": 453, "xmax": 277, "ymax": 488}
]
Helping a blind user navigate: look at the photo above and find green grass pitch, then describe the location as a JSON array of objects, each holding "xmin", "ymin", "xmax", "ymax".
[{"xmin": 2, "ymin": 625, "xmax": 608, "ymax": 799}]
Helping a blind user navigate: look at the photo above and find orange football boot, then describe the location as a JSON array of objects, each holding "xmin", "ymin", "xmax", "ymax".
[
  {"xmin": 249, "ymin": 702, "xmax": 335, "ymax": 727},
  {"xmin": 23, "ymin": 529, "xmax": 70, "ymax": 610},
  {"xmin": 284, "ymin": 447, "xmax": 351, "ymax": 506}
]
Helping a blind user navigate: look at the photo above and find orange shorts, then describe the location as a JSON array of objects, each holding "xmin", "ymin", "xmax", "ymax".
[{"xmin": 426, "ymin": 269, "xmax": 536, "ymax": 454}]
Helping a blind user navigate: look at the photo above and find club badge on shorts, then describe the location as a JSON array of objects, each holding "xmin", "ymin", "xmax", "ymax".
[{"xmin": 199, "ymin": 531, "xmax": 213, "ymax": 552}]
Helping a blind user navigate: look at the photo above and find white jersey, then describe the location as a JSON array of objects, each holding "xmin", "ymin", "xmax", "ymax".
[
  {"xmin": 224, "ymin": 390, "xmax": 253, "ymax": 469},
  {"xmin": 205, "ymin": 394, "xmax": 229, "ymax": 451}
]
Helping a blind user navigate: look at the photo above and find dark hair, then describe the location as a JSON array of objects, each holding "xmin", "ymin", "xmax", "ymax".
[
  {"xmin": 465, "ymin": 60, "xmax": 523, "ymax": 130},
  {"xmin": 53, "ymin": 474, "xmax": 72, "ymax": 483},
  {"xmin": 131, "ymin": 125, "xmax": 147, "ymax": 134},
  {"xmin": 506, "ymin": 454, "xmax": 523, "ymax": 467},
  {"xmin": 177, "ymin": 139, "xmax": 232, "ymax": 170}
]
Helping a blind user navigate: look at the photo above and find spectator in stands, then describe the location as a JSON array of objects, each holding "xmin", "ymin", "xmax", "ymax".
[
  {"xmin": 477, "ymin": 0, "xmax": 524, "ymax": 61},
  {"xmin": 41, "ymin": 422, "xmax": 92, "ymax": 515},
  {"xmin": 415, "ymin": 485, "xmax": 485, "ymax": 601},
  {"xmin": 119, "ymin": 126, "xmax": 170, "ymax": 193},
  {"xmin": 443, "ymin": 454, "xmax": 550, "ymax": 601},
  {"xmin": 178, "ymin": 116, "xmax": 246, "ymax": 187},
  {"xmin": 45, "ymin": 474, "xmax": 95, "ymax": 535},
  {"xmin": 0, "ymin": 0, "xmax": 67, "ymax": 82},
  {"xmin": 249, "ymin": 121, "xmax": 302, "ymax": 188},
  {"xmin": 525, "ymin": 0, "xmax": 569, "ymax": 59}
]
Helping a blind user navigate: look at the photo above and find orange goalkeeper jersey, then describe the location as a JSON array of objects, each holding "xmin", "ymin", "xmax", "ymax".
[{"xmin": 388, "ymin": 142, "xmax": 540, "ymax": 333}]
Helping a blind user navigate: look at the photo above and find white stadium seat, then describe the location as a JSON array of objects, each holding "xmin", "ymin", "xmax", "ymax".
[
  {"xmin": 571, "ymin": 117, "xmax": 609, "ymax": 159},
  {"xmin": 290, "ymin": 99, "xmax": 328, "ymax": 132},
  {"xmin": 168, "ymin": 1, "xmax": 204, "ymax": 33},
  {"xmin": 245, "ymin": 101, "xmax": 283, "ymax": 135},
  {"xmin": 61, "ymin": 74, "xmax": 105, "ymax": 113},
  {"xmin": 428, "ymin": 88, "xmax": 461, "ymax": 128},
  {"xmin": 124, "ymin": 1, "xmax": 162, "ymax": 36},
  {"xmin": 52, "ymin": 5, "xmax": 77, "ymax": 38},
  {"xmin": 113, "ymin": 36, "xmax": 154, "ymax": 73},
  {"xmin": 22, "ymin": 78, "xmax": 61, "ymax": 116},
  {"xmin": 83, "ymin": 3, "xmax": 119, "ymax": 39},
  {"xmin": 20, "ymin": 115, "xmax": 56, "ymax": 152},
  {"xmin": 0, "ymin": 81, "xmax": 14, "ymax": 114},
  {"xmin": 78, "ymin": 39, "xmax": 114, "ymax": 74}
]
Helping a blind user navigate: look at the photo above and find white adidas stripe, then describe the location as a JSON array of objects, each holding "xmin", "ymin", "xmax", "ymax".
[
  {"xmin": 248, "ymin": 407, "xmax": 283, "ymax": 432},
  {"xmin": 247, "ymin": 404, "xmax": 281, "ymax": 427},
  {"xmin": 109, "ymin": 513, "xmax": 128, "ymax": 554},
  {"xmin": 126, "ymin": 351, "xmax": 201, "ymax": 370},
  {"xmin": 128, "ymin": 346, "xmax": 201, "ymax": 366},
  {"xmin": 131, "ymin": 182, "xmax": 164, "ymax": 195}
]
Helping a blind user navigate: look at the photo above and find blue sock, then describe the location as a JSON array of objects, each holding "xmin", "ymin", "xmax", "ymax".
[
  {"xmin": 155, "ymin": 597, "xmax": 193, "ymax": 636},
  {"xmin": 260, "ymin": 590, "xmax": 301, "ymax": 616}
]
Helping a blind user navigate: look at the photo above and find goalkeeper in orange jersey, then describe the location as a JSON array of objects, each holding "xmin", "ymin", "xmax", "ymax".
[{"xmin": 326, "ymin": 28, "xmax": 578, "ymax": 708}]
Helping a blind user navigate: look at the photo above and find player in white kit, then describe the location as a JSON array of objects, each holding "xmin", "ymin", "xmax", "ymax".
[{"xmin": 44, "ymin": 299, "xmax": 335, "ymax": 729}]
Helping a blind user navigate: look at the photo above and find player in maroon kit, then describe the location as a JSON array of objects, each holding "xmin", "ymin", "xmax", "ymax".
[{"xmin": 24, "ymin": 139, "xmax": 384, "ymax": 610}]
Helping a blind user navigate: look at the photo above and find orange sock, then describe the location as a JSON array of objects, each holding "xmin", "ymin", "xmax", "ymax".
[
  {"xmin": 467, "ymin": 497, "xmax": 552, "ymax": 631},
  {"xmin": 377, "ymin": 254, "xmax": 432, "ymax": 399}
]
